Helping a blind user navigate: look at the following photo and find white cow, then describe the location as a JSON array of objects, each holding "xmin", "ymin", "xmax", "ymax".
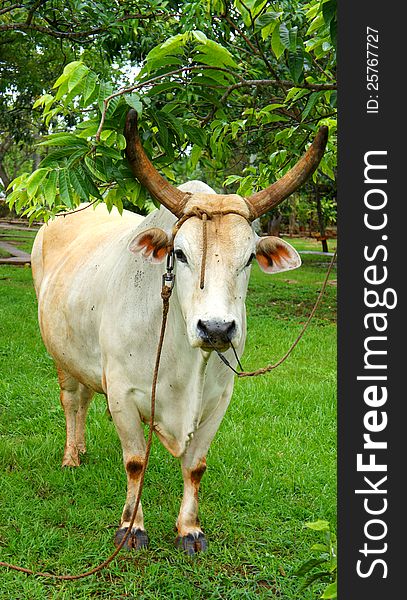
[{"xmin": 31, "ymin": 111, "xmax": 327, "ymax": 554}]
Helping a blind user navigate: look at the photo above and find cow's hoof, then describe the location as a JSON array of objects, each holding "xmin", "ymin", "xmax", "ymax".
[
  {"xmin": 114, "ymin": 527, "xmax": 149, "ymax": 551},
  {"xmin": 176, "ymin": 532, "xmax": 207, "ymax": 555},
  {"xmin": 62, "ymin": 449, "xmax": 80, "ymax": 467}
]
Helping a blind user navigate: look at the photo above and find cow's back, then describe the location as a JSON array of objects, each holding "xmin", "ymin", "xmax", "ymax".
[{"xmin": 32, "ymin": 203, "xmax": 144, "ymax": 293}]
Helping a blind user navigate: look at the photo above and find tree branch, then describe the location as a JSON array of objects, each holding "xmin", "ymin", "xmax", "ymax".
[
  {"xmin": 201, "ymin": 78, "xmax": 336, "ymax": 125},
  {"xmin": 0, "ymin": 11, "xmax": 171, "ymax": 39},
  {"xmin": 25, "ymin": 0, "xmax": 46, "ymax": 26},
  {"xmin": 95, "ymin": 65, "xmax": 246, "ymax": 141},
  {"xmin": 0, "ymin": 3, "xmax": 23, "ymax": 16},
  {"xmin": 222, "ymin": 14, "xmax": 259, "ymax": 56}
]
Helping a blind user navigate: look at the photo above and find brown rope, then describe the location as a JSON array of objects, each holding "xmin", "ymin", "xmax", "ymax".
[
  {"xmin": 237, "ymin": 250, "xmax": 337, "ymax": 377},
  {"xmin": 200, "ymin": 213, "xmax": 208, "ymax": 289},
  {"xmin": 0, "ymin": 282, "xmax": 173, "ymax": 580}
]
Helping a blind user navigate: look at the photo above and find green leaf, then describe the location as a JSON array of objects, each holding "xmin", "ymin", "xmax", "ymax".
[
  {"xmin": 191, "ymin": 30, "xmax": 208, "ymax": 43},
  {"xmin": 236, "ymin": 176, "xmax": 255, "ymax": 197},
  {"xmin": 223, "ymin": 174, "xmax": 242, "ymax": 186},
  {"xmin": 146, "ymin": 81, "xmax": 183, "ymax": 96},
  {"xmin": 195, "ymin": 40, "xmax": 237, "ymax": 68},
  {"xmin": 55, "ymin": 79, "xmax": 69, "ymax": 102},
  {"xmin": 260, "ymin": 113, "xmax": 288, "ymax": 124},
  {"xmin": 100, "ymin": 130, "xmax": 114, "ymax": 142},
  {"xmin": 84, "ymin": 155, "xmax": 109, "ymax": 182},
  {"xmin": 159, "ymin": 111, "xmax": 184, "ymax": 141},
  {"xmin": 58, "ymin": 169, "xmax": 74, "ymax": 208},
  {"xmin": 45, "ymin": 107, "xmax": 62, "ymax": 127},
  {"xmin": 53, "ymin": 61, "xmax": 83, "ymax": 88},
  {"xmin": 105, "ymin": 94, "xmax": 122, "ymax": 119},
  {"xmin": 75, "ymin": 123, "xmax": 100, "ymax": 139},
  {"xmin": 190, "ymin": 144, "xmax": 202, "ymax": 169},
  {"xmin": 288, "ymin": 26, "xmax": 298, "ymax": 51},
  {"xmin": 184, "ymin": 124, "xmax": 207, "ymax": 147},
  {"xmin": 261, "ymin": 103, "xmax": 286, "ymax": 112},
  {"xmin": 145, "ymin": 33, "xmax": 187, "ymax": 67},
  {"xmin": 98, "ymin": 81, "xmax": 114, "ymax": 114},
  {"xmin": 322, "ymin": 0, "xmax": 336, "ymax": 25},
  {"xmin": 43, "ymin": 170, "xmax": 58, "ymax": 208},
  {"xmin": 33, "ymin": 93, "xmax": 54, "ymax": 110},
  {"xmin": 271, "ymin": 24, "xmax": 285, "ymax": 59},
  {"xmin": 321, "ymin": 581, "xmax": 337, "ymax": 599},
  {"xmin": 311, "ymin": 543, "xmax": 329, "ymax": 552},
  {"xmin": 294, "ymin": 558, "xmax": 327, "ymax": 576},
  {"xmin": 305, "ymin": 520, "xmax": 330, "ymax": 531},
  {"xmin": 82, "ymin": 71, "xmax": 99, "ymax": 106},
  {"xmin": 65, "ymin": 148, "xmax": 89, "ymax": 168},
  {"xmin": 300, "ymin": 571, "xmax": 331, "ymax": 591},
  {"xmin": 97, "ymin": 145, "xmax": 122, "ymax": 160},
  {"xmin": 67, "ymin": 63, "xmax": 88, "ymax": 92},
  {"xmin": 255, "ymin": 11, "xmax": 282, "ymax": 30},
  {"xmin": 279, "ymin": 23, "xmax": 290, "ymax": 49},
  {"xmin": 37, "ymin": 133, "xmax": 88, "ymax": 147},
  {"xmin": 78, "ymin": 165, "xmax": 103, "ymax": 199},
  {"xmin": 7, "ymin": 173, "xmax": 27, "ymax": 191},
  {"xmin": 288, "ymin": 42, "xmax": 304, "ymax": 83},
  {"xmin": 116, "ymin": 134, "xmax": 126, "ymax": 151},
  {"xmin": 69, "ymin": 168, "xmax": 91, "ymax": 202},
  {"xmin": 124, "ymin": 93, "xmax": 143, "ymax": 115},
  {"xmin": 284, "ymin": 87, "xmax": 311, "ymax": 105},
  {"xmin": 39, "ymin": 147, "xmax": 87, "ymax": 169},
  {"xmin": 15, "ymin": 190, "xmax": 29, "ymax": 213},
  {"xmin": 26, "ymin": 168, "xmax": 49, "ymax": 198}
]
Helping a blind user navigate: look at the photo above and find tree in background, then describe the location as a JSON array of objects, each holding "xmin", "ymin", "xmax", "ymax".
[{"xmin": 2, "ymin": 0, "xmax": 337, "ymax": 248}]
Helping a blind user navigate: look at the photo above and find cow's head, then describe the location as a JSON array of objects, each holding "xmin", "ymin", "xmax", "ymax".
[{"xmin": 125, "ymin": 110, "xmax": 328, "ymax": 351}]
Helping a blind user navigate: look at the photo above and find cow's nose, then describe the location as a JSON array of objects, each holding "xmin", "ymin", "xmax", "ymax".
[{"xmin": 197, "ymin": 319, "xmax": 236, "ymax": 347}]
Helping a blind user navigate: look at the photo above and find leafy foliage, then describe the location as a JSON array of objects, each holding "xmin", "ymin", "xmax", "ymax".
[
  {"xmin": 294, "ymin": 519, "xmax": 337, "ymax": 598},
  {"xmin": 2, "ymin": 0, "xmax": 337, "ymax": 223}
]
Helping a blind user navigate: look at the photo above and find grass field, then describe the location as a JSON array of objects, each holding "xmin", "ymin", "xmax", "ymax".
[{"xmin": 0, "ymin": 231, "xmax": 336, "ymax": 599}]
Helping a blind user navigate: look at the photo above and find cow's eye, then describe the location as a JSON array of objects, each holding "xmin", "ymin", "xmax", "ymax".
[
  {"xmin": 245, "ymin": 253, "xmax": 256, "ymax": 268},
  {"xmin": 175, "ymin": 249, "xmax": 188, "ymax": 264}
]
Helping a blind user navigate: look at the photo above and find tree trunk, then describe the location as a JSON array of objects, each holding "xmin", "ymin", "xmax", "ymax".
[
  {"xmin": 0, "ymin": 160, "xmax": 11, "ymax": 192},
  {"xmin": 267, "ymin": 213, "xmax": 282, "ymax": 236},
  {"xmin": 315, "ymin": 185, "xmax": 328, "ymax": 253},
  {"xmin": 288, "ymin": 194, "xmax": 298, "ymax": 236}
]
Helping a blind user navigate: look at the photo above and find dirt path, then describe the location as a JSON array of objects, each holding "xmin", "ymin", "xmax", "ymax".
[
  {"xmin": 0, "ymin": 241, "xmax": 31, "ymax": 265},
  {"xmin": 0, "ymin": 221, "xmax": 37, "ymax": 265}
]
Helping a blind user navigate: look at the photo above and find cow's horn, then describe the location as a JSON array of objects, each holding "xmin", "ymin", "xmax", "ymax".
[
  {"xmin": 124, "ymin": 110, "xmax": 189, "ymax": 217},
  {"xmin": 245, "ymin": 126, "xmax": 329, "ymax": 219}
]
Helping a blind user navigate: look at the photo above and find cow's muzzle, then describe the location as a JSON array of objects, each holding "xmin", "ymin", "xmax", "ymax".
[{"xmin": 197, "ymin": 319, "xmax": 236, "ymax": 351}]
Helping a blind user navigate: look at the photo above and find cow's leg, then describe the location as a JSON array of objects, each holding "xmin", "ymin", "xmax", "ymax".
[
  {"xmin": 75, "ymin": 386, "xmax": 94, "ymax": 455},
  {"xmin": 176, "ymin": 456, "xmax": 208, "ymax": 555},
  {"xmin": 57, "ymin": 367, "xmax": 94, "ymax": 467},
  {"xmin": 107, "ymin": 389, "xmax": 148, "ymax": 550},
  {"xmin": 176, "ymin": 382, "xmax": 233, "ymax": 555}
]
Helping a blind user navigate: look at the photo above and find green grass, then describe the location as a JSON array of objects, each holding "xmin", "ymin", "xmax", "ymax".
[
  {"xmin": 0, "ymin": 227, "xmax": 38, "ymax": 255},
  {"xmin": 0, "ymin": 237, "xmax": 336, "ymax": 599},
  {"xmin": 281, "ymin": 236, "xmax": 336, "ymax": 253}
]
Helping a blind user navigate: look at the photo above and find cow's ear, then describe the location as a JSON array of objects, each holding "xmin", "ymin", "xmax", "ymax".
[
  {"xmin": 255, "ymin": 236, "xmax": 301, "ymax": 274},
  {"xmin": 129, "ymin": 228, "xmax": 172, "ymax": 263}
]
